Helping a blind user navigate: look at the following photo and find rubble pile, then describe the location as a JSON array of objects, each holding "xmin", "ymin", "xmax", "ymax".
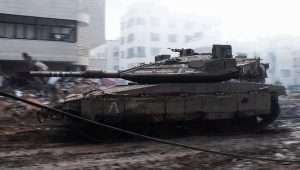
[
  {"xmin": 0, "ymin": 77, "xmax": 110, "ymax": 143},
  {"xmin": 0, "ymin": 78, "xmax": 105, "ymax": 125}
]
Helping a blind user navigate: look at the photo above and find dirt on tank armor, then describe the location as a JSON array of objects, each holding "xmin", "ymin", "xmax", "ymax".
[{"xmin": 31, "ymin": 45, "xmax": 285, "ymax": 131}]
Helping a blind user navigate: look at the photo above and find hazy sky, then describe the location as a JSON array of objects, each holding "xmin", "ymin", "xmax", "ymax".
[{"xmin": 106, "ymin": 0, "xmax": 300, "ymax": 41}]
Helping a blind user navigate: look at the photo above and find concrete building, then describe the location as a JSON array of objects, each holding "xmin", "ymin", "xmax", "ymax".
[
  {"xmin": 0, "ymin": 0, "xmax": 105, "ymax": 73},
  {"xmin": 119, "ymin": 3, "xmax": 221, "ymax": 69},
  {"xmin": 89, "ymin": 40, "xmax": 120, "ymax": 72},
  {"xmin": 78, "ymin": 0, "xmax": 106, "ymax": 49}
]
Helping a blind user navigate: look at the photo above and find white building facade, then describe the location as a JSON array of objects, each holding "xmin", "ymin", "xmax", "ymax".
[
  {"xmin": 89, "ymin": 40, "xmax": 120, "ymax": 72},
  {"xmin": 118, "ymin": 3, "xmax": 221, "ymax": 70},
  {"xmin": 0, "ymin": 0, "xmax": 105, "ymax": 72}
]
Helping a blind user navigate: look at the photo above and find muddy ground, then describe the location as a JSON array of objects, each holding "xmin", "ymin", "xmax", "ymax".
[{"xmin": 1, "ymin": 96, "xmax": 300, "ymax": 170}]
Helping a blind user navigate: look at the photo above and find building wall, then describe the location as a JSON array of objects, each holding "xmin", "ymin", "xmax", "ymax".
[
  {"xmin": 0, "ymin": 39, "xmax": 78, "ymax": 62},
  {"xmin": 78, "ymin": 0, "xmax": 106, "ymax": 49},
  {"xmin": 0, "ymin": 0, "xmax": 106, "ymax": 70},
  {"xmin": 0, "ymin": 0, "xmax": 78, "ymax": 20},
  {"xmin": 119, "ymin": 3, "xmax": 221, "ymax": 70},
  {"xmin": 89, "ymin": 40, "xmax": 120, "ymax": 72}
]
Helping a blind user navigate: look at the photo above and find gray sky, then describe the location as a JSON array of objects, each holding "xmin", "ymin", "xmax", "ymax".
[{"xmin": 106, "ymin": 0, "xmax": 300, "ymax": 41}]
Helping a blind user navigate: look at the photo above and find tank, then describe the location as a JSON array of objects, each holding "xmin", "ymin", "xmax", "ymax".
[{"xmin": 31, "ymin": 45, "xmax": 285, "ymax": 131}]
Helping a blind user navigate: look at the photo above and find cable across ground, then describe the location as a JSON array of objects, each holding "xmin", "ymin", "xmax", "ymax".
[{"xmin": 0, "ymin": 91, "xmax": 299, "ymax": 164}]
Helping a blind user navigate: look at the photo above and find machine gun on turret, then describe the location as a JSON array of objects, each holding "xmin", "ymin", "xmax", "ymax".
[
  {"xmin": 24, "ymin": 44, "xmax": 286, "ymax": 133},
  {"xmin": 29, "ymin": 45, "xmax": 270, "ymax": 83}
]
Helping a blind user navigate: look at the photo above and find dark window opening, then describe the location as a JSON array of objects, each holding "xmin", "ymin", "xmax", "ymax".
[
  {"xmin": 127, "ymin": 48, "xmax": 134, "ymax": 58},
  {"xmin": 0, "ymin": 13, "xmax": 77, "ymax": 43},
  {"xmin": 0, "ymin": 23, "xmax": 6, "ymax": 37},
  {"xmin": 136, "ymin": 46, "xmax": 146, "ymax": 57}
]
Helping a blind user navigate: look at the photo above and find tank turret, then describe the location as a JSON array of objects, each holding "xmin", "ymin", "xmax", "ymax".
[
  {"xmin": 31, "ymin": 44, "xmax": 285, "ymax": 133},
  {"xmin": 29, "ymin": 45, "xmax": 267, "ymax": 84}
]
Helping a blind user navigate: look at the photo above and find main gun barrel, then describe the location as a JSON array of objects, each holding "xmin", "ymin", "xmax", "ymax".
[
  {"xmin": 29, "ymin": 69, "xmax": 239, "ymax": 84},
  {"xmin": 30, "ymin": 71, "xmax": 120, "ymax": 78}
]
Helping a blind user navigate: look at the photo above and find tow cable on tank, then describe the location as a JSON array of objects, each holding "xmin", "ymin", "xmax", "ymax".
[{"xmin": 0, "ymin": 90, "xmax": 299, "ymax": 164}]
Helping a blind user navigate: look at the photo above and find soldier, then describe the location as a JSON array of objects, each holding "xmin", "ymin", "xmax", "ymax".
[
  {"xmin": 21, "ymin": 52, "xmax": 49, "ymax": 91},
  {"xmin": 22, "ymin": 52, "xmax": 48, "ymax": 72},
  {"xmin": 22, "ymin": 52, "xmax": 61, "ymax": 102}
]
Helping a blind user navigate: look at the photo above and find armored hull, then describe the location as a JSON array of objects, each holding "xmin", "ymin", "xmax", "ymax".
[
  {"xmin": 32, "ymin": 45, "xmax": 286, "ymax": 131},
  {"xmin": 58, "ymin": 82, "xmax": 285, "ymax": 130}
]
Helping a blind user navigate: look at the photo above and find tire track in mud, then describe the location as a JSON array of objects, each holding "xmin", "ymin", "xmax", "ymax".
[{"xmin": 0, "ymin": 142, "xmax": 199, "ymax": 170}]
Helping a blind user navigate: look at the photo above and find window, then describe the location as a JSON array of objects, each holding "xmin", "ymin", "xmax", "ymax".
[
  {"xmin": 168, "ymin": 34, "xmax": 177, "ymax": 43},
  {"xmin": 16, "ymin": 24, "xmax": 25, "ymax": 39},
  {"xmin": 25, "ymin": 25, "xmax": 35, "ymax": 39},
  {"xmin": 194, "ymin": 32, "xmax": 203, "ymax": 39},
  {"xmin": 168, "ymin": 21, "xmax": 176, "ymax": 28},
  {"xmin": 51, "ymin": 27, "xmax": 62, "ymax": 40},
  {"xmin": 136, "ymin": 46, "xmax": 146, "ymax": 57},
  {"xmin": 61, "ymin": 27, "xmax": 75, "ymax": 42},
  {"xmin": 0, "ymin": 14, "xmax": 77, "ymax": 43},
  {"xmin": 185, "ymin": 35, "xmax": 191, "ymax": 42},
  {"xmin": 127, "ymin": 33, "xmax": 135, "ymax": 43},
  {"xmin": 127, "ymin": 18, "xmax": 134, "ymax": 28},
  {"xmin": 120, "ymin": 37, "xmax": 125, "ymax": 45},
  {"xmin": 150, "ymin": 17, "xmax": 160, "ymax": 26},
  {"xmin": 151, "ymin": 48, "xmax": 160, "ymax": 56},
  {"xmin": 150, "ymin": 33, "xmax": 160, "ymax": 41},
  {"xmin": 127, "ymin": 48, "xmax": 134, "ymax": 58},
  {"xmin": 136, "ymin": 17, "xmax": 145, "ymax": 25},
  {"xmin": 113, "ymin": 65, "xmax": 119, "ymax": 71},
  {"xmin": 113, "ymin": 48, "xmax": 119, "ymax": 57},
  {"xmin": 280, "ymin": 69, "xmax": 291, "ymax": 78},
  {"xmin": 0, "ymin": 23, "xmax": 6, "ymax": 37},
  {"xmin": 49, "ymin": 26, "xmax": 75, "ymax": 41},
  {"xmin": 184, "ymin": 22, "xmax": 194, "ymax": 29},
  {"xmin": 39, "ymin": 26, "xmax": 51, "ymax": 40},
  {"xmin": 6, "ymin": 24, "xmax": 15, "ymax": 38}
]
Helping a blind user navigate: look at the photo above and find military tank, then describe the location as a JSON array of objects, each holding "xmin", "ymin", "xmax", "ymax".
[{"xmin": 31, "ymin": 45, "xmax": 285, "ymax": 131}]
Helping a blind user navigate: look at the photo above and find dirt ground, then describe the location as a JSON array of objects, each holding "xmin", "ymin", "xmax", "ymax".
[{"xmin": 1, "ymin": 96, "xmax": 300, "ymax": 170}]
